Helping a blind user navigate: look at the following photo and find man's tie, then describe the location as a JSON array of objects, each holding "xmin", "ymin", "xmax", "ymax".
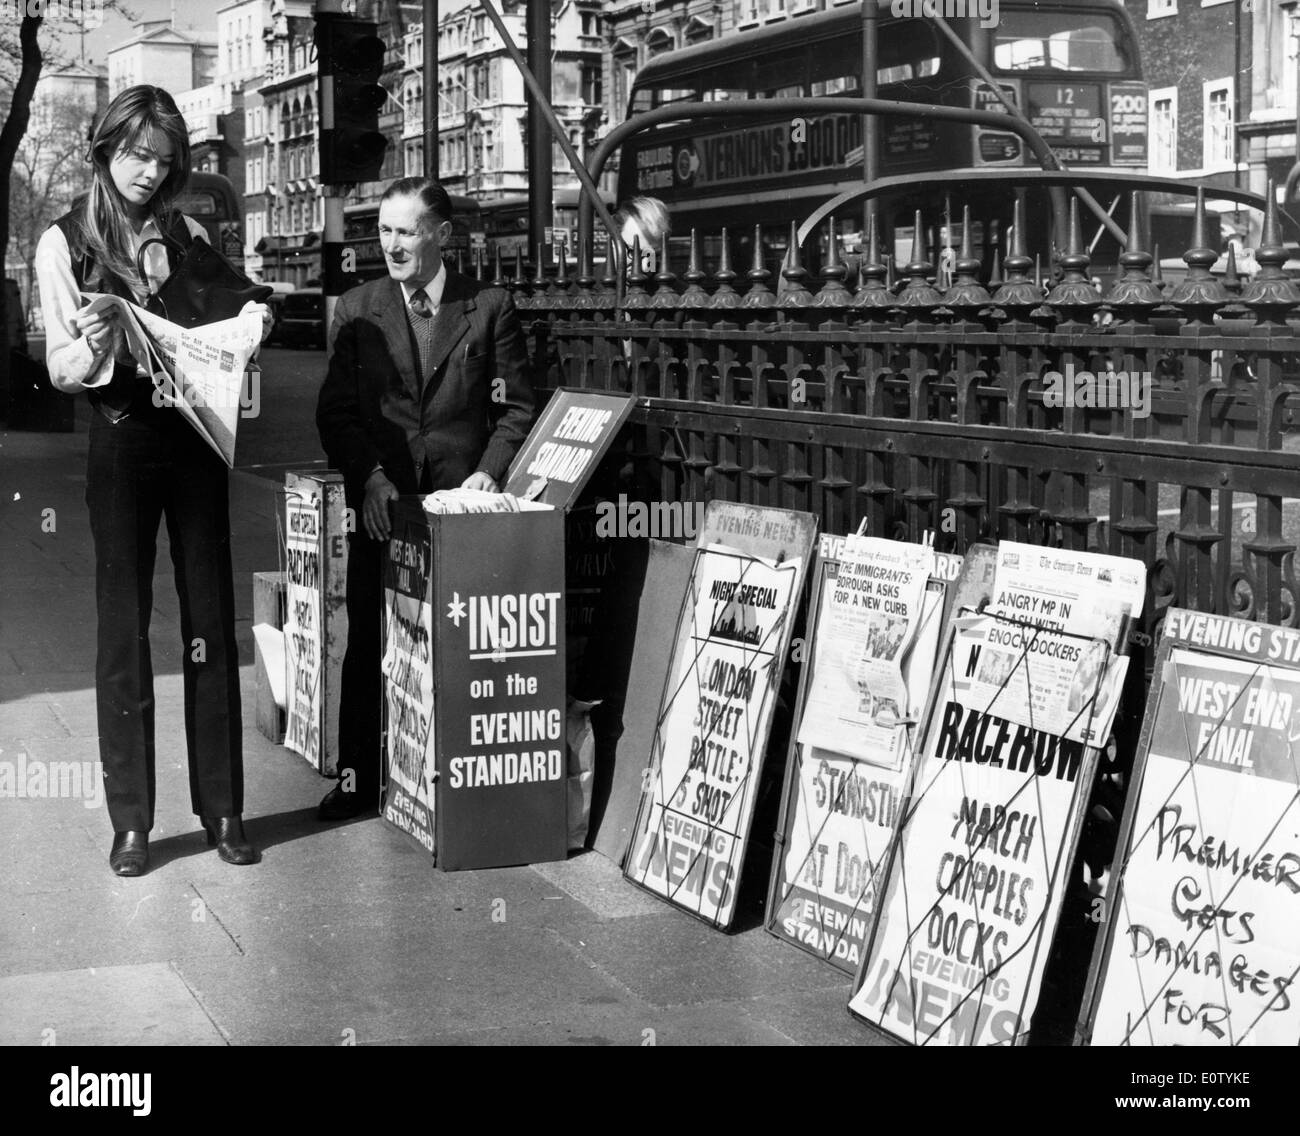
[
  {"xmin": 409, "ymin": 287, "xmax": 433, "ymax": 319},
  {"xmin": 408, "ymin": 287, "xmax": 436, "ymax": 382}
]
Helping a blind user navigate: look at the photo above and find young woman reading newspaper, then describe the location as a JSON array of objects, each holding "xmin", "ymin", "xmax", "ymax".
[{"xmin": 35, "ymin": 85, "xmax": 271, "ymax": 876}]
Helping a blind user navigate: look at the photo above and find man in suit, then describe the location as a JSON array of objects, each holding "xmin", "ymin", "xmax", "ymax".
[{"xmin": 315, "ymin": 176, "xmax": 534, "ymax": 819}]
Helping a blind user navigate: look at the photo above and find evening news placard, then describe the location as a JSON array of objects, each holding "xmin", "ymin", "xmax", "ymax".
[
  {"xmin": 284, "ymin": 492, "xmax": 323, "ymax": 764},
  {"xmin": 849, "ymin": 543, "xmax": 1146, "ymax": 1045},
  {"xmin": 771, "ymin": 535, "xmax": 961, "ymax": 974},
  {"xmin": 625, "ymin": 544, "xmax": 802, "ymax": 927},
  {"xmin": 1088, "ymin": 609, "xmax": 1300, "ymax": 1046}
]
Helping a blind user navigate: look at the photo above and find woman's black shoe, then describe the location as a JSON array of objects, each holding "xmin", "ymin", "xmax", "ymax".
[
  {"xmin": 109, "ymin": 831, "xmax": 149, "ymax": 876},
  {"xmin": 200, "ymin": 816, "xmax": 260, "ymax": 865}
]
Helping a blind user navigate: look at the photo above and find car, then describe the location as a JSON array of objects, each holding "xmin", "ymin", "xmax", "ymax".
[{"xmin": 277, "ymin": 287, "xmax": 325, "ymax": 350}]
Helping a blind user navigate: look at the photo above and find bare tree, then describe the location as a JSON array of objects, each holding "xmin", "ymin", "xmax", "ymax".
[
  {"xmin": 1, "ymin": 5, "xmax": 131, "ymax": 405},
  {"xmin": 10, "ymin": 98, "xmax": 98, "ymax": 327},
  {"xmin": 0, "ymin": 15, "xmax": 45, "ymax": 393}
]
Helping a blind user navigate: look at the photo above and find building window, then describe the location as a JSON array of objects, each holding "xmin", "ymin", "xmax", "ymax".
[
  {"xmin": 1203, "ymin": 78, "xmax": 1234, "ymax": 170},
  {"xmin": 684, "ymin": 16, "xmax": 713, "ymax": 44},
  {"xmin": 1147, "ymin": 0, "xmax": 1176, "ymax": 16},
  {"xmin": 1149, "ymin": 87, "xmax": 1176, "ymax": 173},
  {"xmin": 646, "ymin": 29, "xmax": 674, "ymax": 58},
  {"xmin": 580, "ymin": 12, "xmax": 601, "ymax": 38},
  {"xmin": 613, "ymin": 47, "xmax": 637, "ymax": 117},
  {"xmin": 1282, "ymin": 4, "xmax": 1300, "ymax": 109},
  {"xmin": 581, "ymin": 61, "xmax": 602, "ymax": 106}
]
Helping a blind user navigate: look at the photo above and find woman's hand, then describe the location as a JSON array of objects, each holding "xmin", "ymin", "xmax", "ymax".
[
  {"xmin": 240, "ymin": 301, "xmax": 274, "ymax": 344},
  {"xmin": 72, "ymin": 303, "xmax": 118, "ymax": 357}
]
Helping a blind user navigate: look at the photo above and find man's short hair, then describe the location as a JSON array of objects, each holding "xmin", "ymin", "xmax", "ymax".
[{"xmin": 381, "ymin": 176, "xmax": 454, "ymax": 228}]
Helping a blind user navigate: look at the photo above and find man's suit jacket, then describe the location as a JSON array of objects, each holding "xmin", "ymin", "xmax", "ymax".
[{"xmin": 316, "ymin": 269, "xmax": 534, "ymax": 500}]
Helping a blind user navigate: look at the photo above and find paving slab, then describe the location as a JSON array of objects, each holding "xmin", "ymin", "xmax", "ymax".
[{"xmin": 0, "ymin": 962, "xmax": 226, "ymax": 1045}]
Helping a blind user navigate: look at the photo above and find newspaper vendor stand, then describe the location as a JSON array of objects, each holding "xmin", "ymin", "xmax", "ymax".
[{"xmin": 381, "ymin": 390, "xmax": 633, "ymax": 870}]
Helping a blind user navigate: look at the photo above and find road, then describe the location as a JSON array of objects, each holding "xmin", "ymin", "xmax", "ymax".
[{"xmin": 237, "ymin": 346, "xmax": 330, "ymax": 479}]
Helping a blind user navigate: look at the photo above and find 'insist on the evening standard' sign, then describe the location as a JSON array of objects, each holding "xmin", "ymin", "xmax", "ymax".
[
  {"xmin": 1083, "ymin": 609, "xmax": 1300, "ymax": 1046},
  {"xmin": 849, "ymin": 542, "xmax": 1146, "ymax": 1045},
  {"xmin": 625, "ymin": 538, "xmax": 804, "ymax": 928},
  {"xmin": 768, "ymin": 535, "xmax": 961, "ymax": 974}
]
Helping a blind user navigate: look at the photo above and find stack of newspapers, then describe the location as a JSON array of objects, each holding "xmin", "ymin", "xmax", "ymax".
[
  {"xmin": 420, "ymin": 487, "xmax": 553, "ymax": 514},
  {"xmin": 80, "ymin": 292, "xmax": 264, "ymax": 467}
]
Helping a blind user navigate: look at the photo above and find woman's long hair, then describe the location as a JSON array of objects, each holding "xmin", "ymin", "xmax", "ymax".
[{"xmin": 77, "ymin": 85, "xmax": 192, "ymax": 294}]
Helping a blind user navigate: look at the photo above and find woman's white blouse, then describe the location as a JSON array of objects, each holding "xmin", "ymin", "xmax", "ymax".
[{"xmin": 35, "ymin": 214, "xmax": 208, "ymax": 393}]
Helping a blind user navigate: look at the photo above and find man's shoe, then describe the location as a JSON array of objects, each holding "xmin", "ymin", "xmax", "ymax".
[
  {"xmin": 109, "ymin": 831, "xmax": 149, "ymax": 877},
  {"xmin": 318, "ymin": 785, "xmax": 371, "ymax": 821},
  {"xmin": 201, "ymin": 816, "xmax": 260, "ymax": 865}
]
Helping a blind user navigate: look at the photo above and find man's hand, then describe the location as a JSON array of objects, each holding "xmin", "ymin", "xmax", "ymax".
[
  {"xmin": 363, "ymin": 469, "xmax": 399, "ymax": 541},
  {"xmin": 461, "ymin": 471, "xmax": 498, "ymax": 493}
]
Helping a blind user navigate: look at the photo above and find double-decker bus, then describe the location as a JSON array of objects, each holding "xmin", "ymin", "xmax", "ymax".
[
  {"xmin": 481, "ymin": 187, "xmax": 616, "ymax": 263},
  {"xmin": 176, "ymin": 171, "xmax": 248, "ymax": 265},
  {"xmin": 342, "ymin": 193, "xmax": 484, "ymax": 284},
  {"xmin": 617, "ymin": 0, "xmax": 1146, "ymax": 279}
]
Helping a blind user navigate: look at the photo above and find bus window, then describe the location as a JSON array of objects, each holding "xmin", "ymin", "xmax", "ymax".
[
  {"xmin": 876, "ymin": 21, "xmax": 941, "ymax": 84},
  {"xmin": 651, "ymin": 85, "xmax": 699, "ymax": 107},
  {"xmin": 993, "ymin": 10, "xmax": 1129, "ymax": 74},
  {"xmin": 703, "ymin": 87, "xmax": 751, "ymax": 101},
  {"xmin": 811, "ymin": 76, "xmax": 856, "ymax": 97},
  {"xmin": 754, "ymin": 50, "xmax": 809, "ymax": 97},
  {"xmin": 175, "ymin": 189, "xmax": 219, "ymax": 216}
]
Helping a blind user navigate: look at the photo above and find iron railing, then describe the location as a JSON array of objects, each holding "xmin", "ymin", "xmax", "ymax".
[{"xmin": 457, "ymin": 186, "xmax": 1300, "ymax": 651}]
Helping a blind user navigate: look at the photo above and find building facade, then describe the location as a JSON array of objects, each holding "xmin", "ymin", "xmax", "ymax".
[
  {"xmin": 1241, "ymin": 0, "xmax": 1300, "ymax": 213},
  {"xmin": 253, "ymin": 0, "xmax": 321, "ymax": 287},
  {"xmin": 106, "ymin": 21, "xmax": 218, "ymax": 99},
  {"xmin": 401, "ymin": 0, "xmax": 606, "ymax": 201}
]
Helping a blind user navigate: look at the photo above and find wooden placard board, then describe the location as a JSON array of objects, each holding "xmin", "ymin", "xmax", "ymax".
[
  {"xmin": 847, "ymin": 543, "xmax": 1143, "ymax": 1045},
  {"xmin": 765, "ymin": 535, "xmax": 963, "ymax": 973},
  {"xmin": 1076, "ymin": 608, "xmax": 1300, "ymax": 1046},
  {"xmin": 622, "ymin": 502, "xmax": 817, "ymax": 929}
]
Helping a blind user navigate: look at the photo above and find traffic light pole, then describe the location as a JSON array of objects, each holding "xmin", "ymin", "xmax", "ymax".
[
  {"xmin": 525, "ymin": 0, "xmax": 552, "ymax": 259},
  {"xmin": 424, "ymin": 0, "xmax": 439, "ymax": 179},
  {"xmin": 317, "ymin": 0, "xmax": 346, "ymax": 353}
]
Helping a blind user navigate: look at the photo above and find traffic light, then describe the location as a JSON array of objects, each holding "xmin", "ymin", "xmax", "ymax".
[{"xmin": 315, "ymin": 13, "xmax": 389, "ymax": 185}]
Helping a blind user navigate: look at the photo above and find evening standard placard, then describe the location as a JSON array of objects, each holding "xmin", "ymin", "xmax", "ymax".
[
  {"xmin": 849, "ymin": 545, "xmax": 1147, "ymax": 1044},
  {"xmin": 797, "ymin": 536, "xmax": 934, "ymax": 766},
  {"xmin": 770, "ymin": 540, "xmax": 961, "ymax": 973},
  {"xmin": 1089, "ymin": 611, "xmax": 1300, "ymax": 1046},
  {"xmin": 626, "ymin": 544, "xmax": 801, "ymax": 927},
  {"xmin": 381, "ymin": 521, "xmax": 436, "ymax": 853},
  {"xmin": 283, "ymin": 492, "xmax": 323, "ymax": 764}
]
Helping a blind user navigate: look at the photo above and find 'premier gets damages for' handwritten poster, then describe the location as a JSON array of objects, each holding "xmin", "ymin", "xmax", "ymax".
[{"xmin": 1090, "ymin": 647, "xmax": 1300, "ymax": 1046}]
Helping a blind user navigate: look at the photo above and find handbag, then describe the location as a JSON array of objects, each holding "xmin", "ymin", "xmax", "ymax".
[{"xmin": 136, "ymin": 222, "xmax": 273, "ymax": 329}]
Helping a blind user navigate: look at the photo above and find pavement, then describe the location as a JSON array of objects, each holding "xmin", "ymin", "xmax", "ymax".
[{"xmin": 0, "ymin": 399, "xmax": 875, "ymax": 1047}]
